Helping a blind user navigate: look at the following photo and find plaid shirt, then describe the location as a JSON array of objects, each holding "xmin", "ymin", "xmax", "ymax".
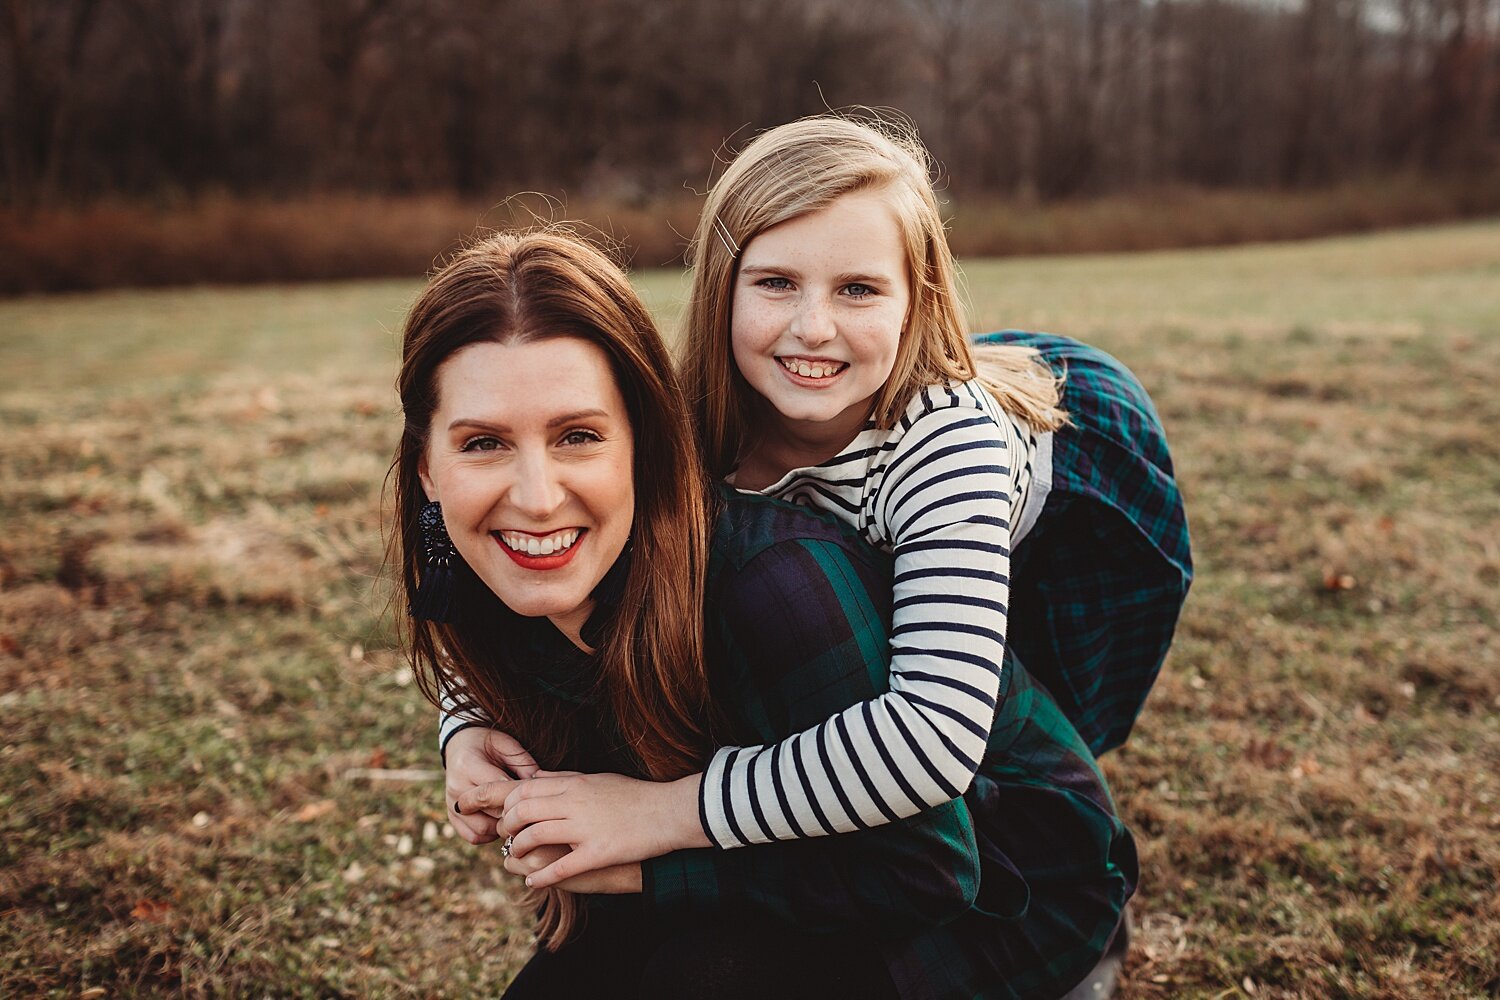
[
  {"xmin": 975, "ymin": 331, "xmax": 1194, "ymax": 756},
  {"xmin": 636, "ymin": 489, "xmax": 1137, "ymax": 1000}
]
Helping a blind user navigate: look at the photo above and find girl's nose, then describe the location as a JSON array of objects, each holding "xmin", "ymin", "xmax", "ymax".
[
  {"xmin": 791, "ymin": 295, "xmax": 837, "ymax": 347},
  {"xmin": 508, "ymin": 451, "xmax": 567, "ymax": 519}
]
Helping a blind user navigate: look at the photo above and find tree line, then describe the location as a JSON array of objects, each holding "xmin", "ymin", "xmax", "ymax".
[{"xmin": 3, "ymin": 0, "xmax": 1498, "ymax": 210}]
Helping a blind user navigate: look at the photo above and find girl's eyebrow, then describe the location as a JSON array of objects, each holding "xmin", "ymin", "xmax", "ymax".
[
  {"xmin": 740, "ymin": 265, "xmax": 894, "ymax": 285},
  {"xmin": 833, "ymin": 271, "xmax": 894, "ymax": 285},
  {"xmin": 738, "ymin": 265, "xmax": 802, "ymax": 280}
]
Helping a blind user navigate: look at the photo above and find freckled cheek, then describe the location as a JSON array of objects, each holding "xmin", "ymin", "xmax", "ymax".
[{"xmin": 731, "ymin": 303, "xmax": 782, "ymax": 350}]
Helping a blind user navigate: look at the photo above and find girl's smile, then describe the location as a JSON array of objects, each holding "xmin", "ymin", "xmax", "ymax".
[{"xmin": 776, "ymin": 356, "xmax": 849, "ymax": 381}]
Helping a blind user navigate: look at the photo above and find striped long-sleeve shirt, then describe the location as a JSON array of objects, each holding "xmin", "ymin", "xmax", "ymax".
[{"xmin": 700, "ymin": 379, "xmax": 1041, "ymax": 848}]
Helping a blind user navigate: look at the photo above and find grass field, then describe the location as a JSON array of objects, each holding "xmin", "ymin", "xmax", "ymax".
[{"xmin": 2, "ymin": 221, "xmax": 1498, "ymax": 997}]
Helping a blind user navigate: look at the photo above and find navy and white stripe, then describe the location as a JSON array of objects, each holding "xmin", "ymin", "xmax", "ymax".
[
  {"xmin": 703, "ymin": 379, "xmax": 1042, "ymax": 848},
  {"xmin": 438, "ymin": 676, "xmax": 485, "ymax": 762}
]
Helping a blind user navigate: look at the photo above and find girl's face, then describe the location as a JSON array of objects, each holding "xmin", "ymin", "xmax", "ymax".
[
  {"xmin": 730, "ymin": 189, "xmax": 911, "ymax": 445},
  {"xmin": 419, "ymin": 337, "xmax": 635, "ymax": 644}
]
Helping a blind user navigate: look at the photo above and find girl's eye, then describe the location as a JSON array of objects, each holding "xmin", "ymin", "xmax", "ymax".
[
  {"xmin": 843, "ymin": 283, "xmax": 876, "ymax": 299},
  {"xmin": 757, "ymin": 276, "xmax": 794, "ymax": 291},
  {"xmin": 460, "ymin": 436, "xmax": 503, "ymax": 452},
  {"xmin": 560, "ymin": 429, "xmax": 603, "ymax": 447}
]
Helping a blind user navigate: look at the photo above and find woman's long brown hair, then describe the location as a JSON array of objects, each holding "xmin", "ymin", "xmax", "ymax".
[{"xmin": 390, "ymin": 230, "xmax": 717, "ymax": 948}]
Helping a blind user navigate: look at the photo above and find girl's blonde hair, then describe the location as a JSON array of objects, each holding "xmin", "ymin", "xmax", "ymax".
[{"xmin": 683, "ymin": 113, "xmax": 1067, "ymax": 478}]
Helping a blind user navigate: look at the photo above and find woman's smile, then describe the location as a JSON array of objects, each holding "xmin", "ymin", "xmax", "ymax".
[{"xmin": 495, "ymin": 527, "xmax": 586, "ymax": 567}]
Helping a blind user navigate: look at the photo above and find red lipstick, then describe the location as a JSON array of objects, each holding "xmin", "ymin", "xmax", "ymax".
[{"xmin": 495, "ymin": 531, "xmax": 585, "ymax": 571}]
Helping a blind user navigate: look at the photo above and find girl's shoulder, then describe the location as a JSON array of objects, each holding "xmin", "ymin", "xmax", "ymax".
[
  {"xmin": 883, "ymin": 378, "xmax": 1021, "ymax": 451},
  {"xmin": 902, "ymin": 378, "xmax": 1001, "ymax": 421}
]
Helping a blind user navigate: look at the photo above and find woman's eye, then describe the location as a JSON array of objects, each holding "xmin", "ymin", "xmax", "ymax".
[
  {"xmin": 460, "ymin": 436, "xmax": 503, "ymax": 452},
  {"xmin": 560, "ymin": 429, "xmax": 603, "ymax": 447}
]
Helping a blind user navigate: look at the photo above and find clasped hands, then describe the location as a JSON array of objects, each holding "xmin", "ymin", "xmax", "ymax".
[{"xmin": 444, "ymin": 727, "xmax": 708, "ymax": 893}]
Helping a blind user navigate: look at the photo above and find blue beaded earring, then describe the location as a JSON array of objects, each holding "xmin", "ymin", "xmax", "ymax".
[{"xmin": 412, "ymin": 500, "xmax": 460, "ymax": 623}]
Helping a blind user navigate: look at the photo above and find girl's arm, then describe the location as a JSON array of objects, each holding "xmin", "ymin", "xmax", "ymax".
[{"xmin": 702, "ymin": 388, "xmax": 1019, "ymax": 847}]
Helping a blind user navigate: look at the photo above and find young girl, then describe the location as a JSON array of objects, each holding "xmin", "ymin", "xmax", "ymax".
[{"xmin": 444, "ymin": 115, "xmax": 1189, "ymax": 893}]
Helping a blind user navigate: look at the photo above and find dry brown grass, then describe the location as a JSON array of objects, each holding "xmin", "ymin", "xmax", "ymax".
[
  {"xmin": 4, "ymin": 173, "xmax": 1499, "ymax": 295},
  {"xmin": 0, "ymin": 192, "xmax": 705, "ymax": 295},
  {"xmin": 1, "ymin": 224, "xmax": 1497, "ymax": 996}
]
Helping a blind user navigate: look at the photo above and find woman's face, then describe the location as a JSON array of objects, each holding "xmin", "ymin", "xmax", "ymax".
[{"xmin": 419, "ymin": 337, "xmax": 635, "ymax": 643}]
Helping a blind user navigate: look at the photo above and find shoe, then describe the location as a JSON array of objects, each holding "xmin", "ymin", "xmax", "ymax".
[{"xmin": 1057, "ymin": 909, "xmax": 1129, "ymax": 1000}]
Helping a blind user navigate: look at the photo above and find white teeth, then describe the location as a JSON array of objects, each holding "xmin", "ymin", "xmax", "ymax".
[
  {"xmin": 499, "ymin": 529, "xmax": 580, "ymax": 556},
  {"xmin": 780, "ymin": 358, "xmax": 844, "ymax": 379}
]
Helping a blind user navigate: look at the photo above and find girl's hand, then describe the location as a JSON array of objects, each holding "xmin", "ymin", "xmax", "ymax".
[
  {"xmin": 459, "ymin": 770, "xmax": 711, "ymax": 889},
  {"xmin": 503, "ymin": 842, "xmax": 643, "ymax": 894},
  {"xmin": 444, "ymin": 727, "xmax": 538, "ymax": 845}
]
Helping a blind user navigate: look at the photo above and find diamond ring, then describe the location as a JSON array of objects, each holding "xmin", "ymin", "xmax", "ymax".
[{"xmin": 501, "ymin": 835, "xmax": 514, "ymax": 859}]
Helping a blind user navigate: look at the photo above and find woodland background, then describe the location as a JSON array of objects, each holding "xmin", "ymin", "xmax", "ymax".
[{"xmin": 4, "ymin": 0, "xmax": 1500, "ymax": 291}]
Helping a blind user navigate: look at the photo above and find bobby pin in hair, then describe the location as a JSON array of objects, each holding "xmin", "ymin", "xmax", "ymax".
[{"xmin": 712, "ymin": 217, "xmax": 741, "ymax": 258}]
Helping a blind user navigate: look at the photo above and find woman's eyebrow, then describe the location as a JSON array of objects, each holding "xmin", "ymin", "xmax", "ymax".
[
  {"xmin": 545, "ymin": 409, "xmax": 609, "ymax": 429},
  {"xmin": 447, "ymin": 409, "xmax": 610, "ymax": 433}
]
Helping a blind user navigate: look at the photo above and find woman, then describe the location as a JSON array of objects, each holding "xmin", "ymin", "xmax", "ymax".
[{"xmin": 396, "ymin": 229, "xmax": 1135, "ymax": 998}]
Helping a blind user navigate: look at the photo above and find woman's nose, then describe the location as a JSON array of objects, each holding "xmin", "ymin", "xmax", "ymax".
[
  {"xmin": 790, "ymin": 295, "xmax": 837, "ymax": 348},
  {"xmin": 508, "ymin": 451, "xmax": 567, "ymax": 519}
]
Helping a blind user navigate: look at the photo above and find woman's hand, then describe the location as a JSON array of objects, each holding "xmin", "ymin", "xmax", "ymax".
[
  {"xmin": 458, "ymin": 770, "xmax": 711, "ymax": 889},
  {"xmin": 503, "ymin": 843, "xmax": 643, "ymax": 894},
  {"xmin": 444, "ymin": 727, "xmax": 538, "ymax": 845}
]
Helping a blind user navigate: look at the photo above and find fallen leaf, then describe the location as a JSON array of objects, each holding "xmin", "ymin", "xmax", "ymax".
[
  {"xmin": 295, "ymin": 800, "xmax": 336, "ymax": 823},
  {"xmin": 367, "ymin": 747, "xmax": 388, "ymax": 768},
  {"xmin": 0, "ymin": 634, "xmax": 19, "ymax": 657},
  {"xmin": 1322, "ymin": 570, "xmax": 1357, "ymax": 591},
  {"xmin": 130, "ymin": 899, "xmax": 172, "ymax": 923}
]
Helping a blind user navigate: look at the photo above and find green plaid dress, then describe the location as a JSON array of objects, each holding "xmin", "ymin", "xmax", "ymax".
[
  {"xmin": 974, "ymin": 331, "xmax": 1194, "ymax": 755},
  {"xmin": 638, "ymin": 489, "xmax": 1137, "ymax": 999}
]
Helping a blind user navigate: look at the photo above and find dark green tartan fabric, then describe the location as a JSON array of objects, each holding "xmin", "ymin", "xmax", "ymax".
[
  {"xmin": 641, "ymin": 489, "xmax": 1136, "ymax": 1000},
  {"xmin": 974, "ymin": 331, "xmax": 1194, "ymax": 755}
]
